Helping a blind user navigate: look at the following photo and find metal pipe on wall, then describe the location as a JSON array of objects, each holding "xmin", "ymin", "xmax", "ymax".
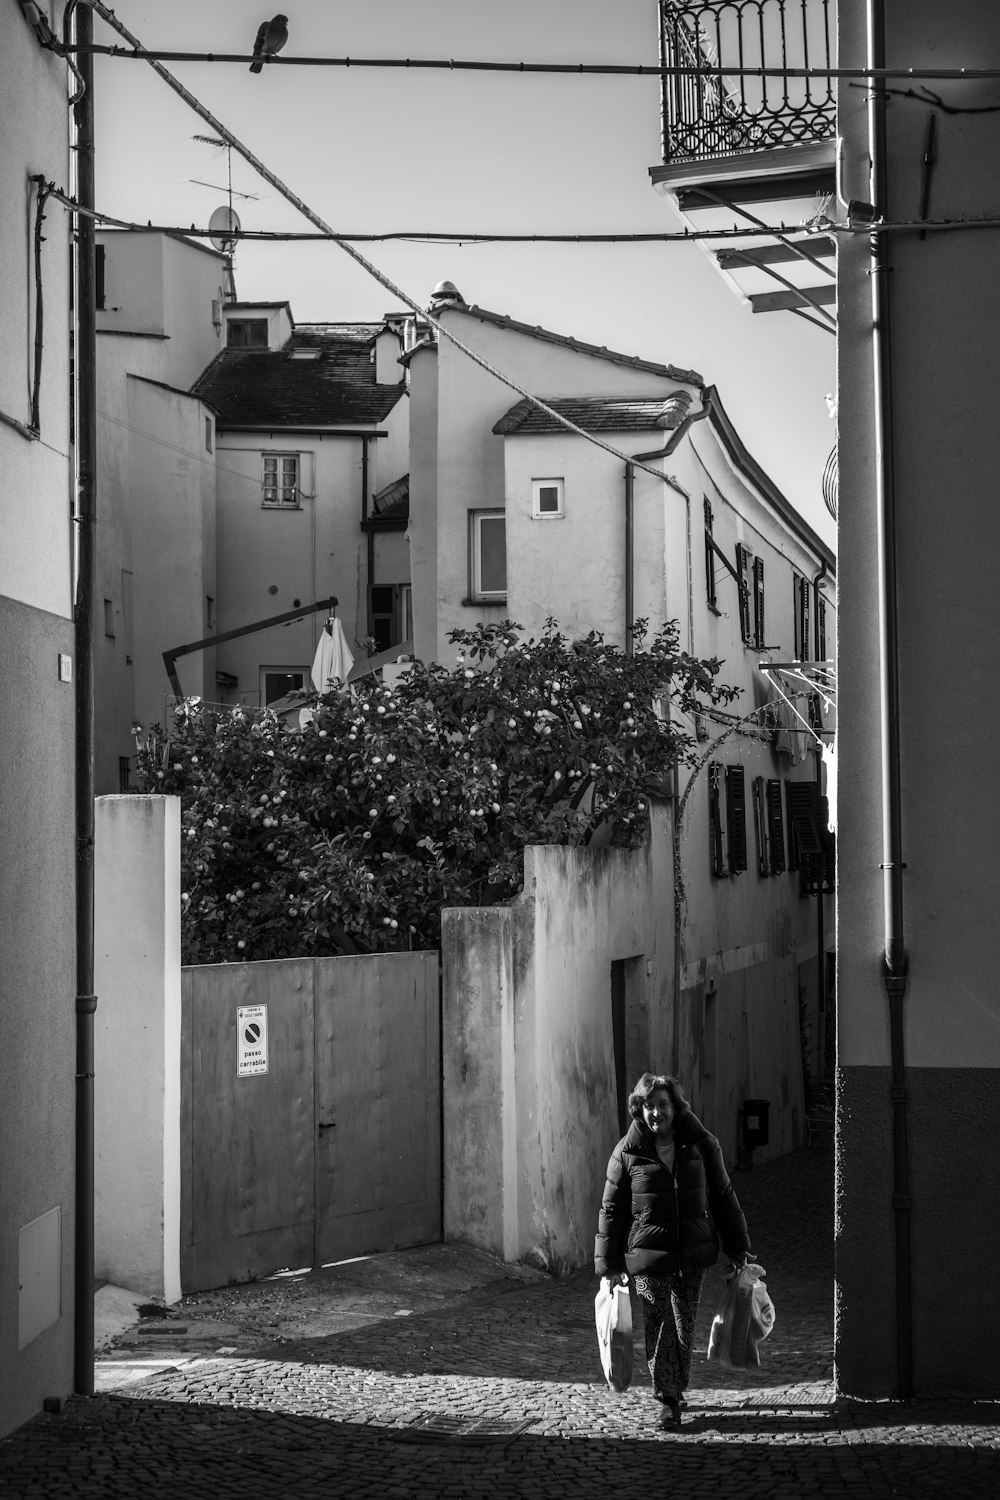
[
  {"xmin": 867, "ymin": 0, "xmax": 913, "ymax": 1399},
  {"xmin": 72, "ymin": 0, "xmax": 97, "ymax": 1398}
]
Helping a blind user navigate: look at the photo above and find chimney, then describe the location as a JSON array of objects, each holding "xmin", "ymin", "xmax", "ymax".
[{"xmin": 374, "ymin": 325, "xmax": 404, "ymax": 385}]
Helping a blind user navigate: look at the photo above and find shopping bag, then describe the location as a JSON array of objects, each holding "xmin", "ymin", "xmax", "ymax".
[
  {"xmin": 595, "ymin": 1274, "xmax": 633, "ymax": 1391},
  {"xmin": 707, "ymin": 1260, "xmax": 775, "ymax": 1368}
]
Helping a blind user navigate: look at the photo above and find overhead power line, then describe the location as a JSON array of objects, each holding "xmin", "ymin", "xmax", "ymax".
[
  {"xmin": 49, "ymin": 40, "xmax": 1000, "ymax": 82},
  {"xmin": 42, "ymin": 190, "xmax": 1000, "ymax": 245}
]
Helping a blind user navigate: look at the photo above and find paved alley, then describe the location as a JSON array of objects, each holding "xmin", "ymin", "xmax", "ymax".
[{"xmin": 3, "ymin": 1144, "xmax": 999, "ymax": 1498}]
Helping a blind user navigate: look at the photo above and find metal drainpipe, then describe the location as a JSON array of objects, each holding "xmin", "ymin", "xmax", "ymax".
[
  {"xmin": 868, "ymin": 0, "xmax": 913, "ymax": 1398},
  {"xmin": 73, "ymin": 0, "xmax": 98, "ymax": 1398},
  {"xmin": 813, "ymin": 559, "xmax": 828, "ymax": 1078},
  {"xmin": 628, "ymin": 400, "xmax": 711, "ymax": 1071},
  {"xmin": 362, "ymin": 437, "xmax": 373, "ymax": 638}
]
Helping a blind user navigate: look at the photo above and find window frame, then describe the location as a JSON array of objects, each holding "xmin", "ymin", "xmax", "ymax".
[
  {"xmin": 259, "ymin": 666, "xmax": 308, "ymax": 707},
  {"xmin": 531, "ymin": 477, "xmax": 565, "ymax": 519},
  {"xmin": 261, "ymin": 451, "xmax": 300, "ymax": 509},
  {"xmin": 227, "ymin": 318, "xmax": 268, "ymax": 348},
  {"xmin": 468, "ymin": 508, "xmax": 507, "ymax": 603}
]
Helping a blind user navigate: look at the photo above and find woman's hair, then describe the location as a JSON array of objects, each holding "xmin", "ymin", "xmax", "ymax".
[{"xmin": 627, "ymin": 1072, "xmax": 689, "ymax": 1120}]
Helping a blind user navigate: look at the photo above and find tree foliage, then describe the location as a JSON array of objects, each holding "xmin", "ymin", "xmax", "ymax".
[{"xmin": 137, "ymin": 619, "xmax": 738, "ymax": 963}]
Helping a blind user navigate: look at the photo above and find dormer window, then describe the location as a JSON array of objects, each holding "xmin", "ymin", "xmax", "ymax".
[{"xmin": 227, "ymin": 318, "xmax": 268, "ymax": 348}]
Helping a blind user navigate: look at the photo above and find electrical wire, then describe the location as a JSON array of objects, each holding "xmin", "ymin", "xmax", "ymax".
[
  {"xmin": 39, "ymin": 187, "xmax": 846, "ymax": 246},
  {"xmin": 47, "ymin": 37, "xmax": 1000, "ymax": 82},
  {"xmin": 42, "ymin": 186, "xmax": 1000, "ymax": 245}
]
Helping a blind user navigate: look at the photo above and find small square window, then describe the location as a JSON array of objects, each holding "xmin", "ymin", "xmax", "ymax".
[
  {"xmin": 469, "ymin": 510, "xmax": 507, "ymax": 601},
  {"xmin": 262, "ymin": 453, "xmax": 299, "ymax": 507},
  {"xmin": 531, "ymin": 478, "xmax": 564, "ymax": 518}
]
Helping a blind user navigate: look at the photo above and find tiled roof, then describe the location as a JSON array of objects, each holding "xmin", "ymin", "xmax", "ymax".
[
  {"xmin": 493, "ymin": 392, "xmax": 694, "ymax": 436},
  {"xmin": 191, "ymin": 323, "xmax": 406, "ymax": 428}
]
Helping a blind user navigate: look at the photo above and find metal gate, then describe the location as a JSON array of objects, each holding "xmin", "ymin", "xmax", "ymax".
[{"xmin": 180, "ymin": 951, "xmax": 440, "ymax": 1294}]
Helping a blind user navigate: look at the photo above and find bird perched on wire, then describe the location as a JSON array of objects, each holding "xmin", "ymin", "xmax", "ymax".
[{"xmin": 249, "ymin": 14, "xmax": 289, "ymax": 73}]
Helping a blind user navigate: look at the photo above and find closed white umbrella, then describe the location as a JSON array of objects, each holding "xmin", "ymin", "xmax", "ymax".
[{"xmin": 310, "ymin": 616, "xmax": 354, "ymax": 693}]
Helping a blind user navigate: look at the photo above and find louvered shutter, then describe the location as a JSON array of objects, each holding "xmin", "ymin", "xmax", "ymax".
[
  {"xmin": 736, "ymin": 544, "xmax": 752, "ymax": 642},
  {"xmin": 708, "ymin": 761, "xmax": 725, "ymax": 876},
  {"xmin": 704, "ymin": 498, "xmax": 717, "ymax": 607},
  {"xmin": 785, "ymin": 779, "xmax": 824, "ymax": 891},
  {"xmin": 753, "ymin": 555, "xmax": 765, "ymax": 648},
  {"xmin": 818, "ymin": 596, "xmax": 828, "ymax": 660},
  {"xmin": 765, "ymin": 779, "xmax": 786, "ymax": 874},
  {"xmin": 752, "ymin": 775, "xmax": 769, "ymax": 876},
  {"xmin": 725, "ymin": 765, "xmax": 748, "ymax": 873}
]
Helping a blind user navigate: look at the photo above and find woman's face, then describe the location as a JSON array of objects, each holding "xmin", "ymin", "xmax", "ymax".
[{"xmin": 642, "ymin": 1087, "xmax": 674, "ymax": 1136}]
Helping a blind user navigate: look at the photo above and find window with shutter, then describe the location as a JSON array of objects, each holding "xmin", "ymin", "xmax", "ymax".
[
  {"xmin": 765, "ymin": 778, "xmax": 786, "ymax": 874},
  {"xmin": 752, "ymin": 775, "xmax": 769, "ymax": 877},
  {"xmin": 704, "ymin": 498, "xmax": 717, "ymax": 608},
  {"xmin": 793, "ymin": 576, "xmax": 811, "ymax": 661},
  {"xmin": 753, "ymin": 555, "xmax": 766, "ymax": 648},
  {"xmin": 708, "ymin": 761, "xmax": 726, "ymax": 877},
  {"xmin": 817, "ymin": 595, "xmax": 828, "ymax": 660},
  {"xmin": 725, "ymin": 765, "xmax": 748, "ymax": 873},
  {"xmin": 736, "ymin": 545, "xmax": 752, "ymax": 643},
  {"xmin": 785, "ymin": 779, "xmax": 825, "ymax": 892}
]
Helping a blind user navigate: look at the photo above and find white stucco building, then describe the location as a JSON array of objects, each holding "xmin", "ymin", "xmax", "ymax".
[
  {"xmin": 1, "ymin": 0, "xmax": 76, "ymax": 1438},
  {"xmin": 191, "ymin": 306, "xmax": 411, "ymax": 706}
]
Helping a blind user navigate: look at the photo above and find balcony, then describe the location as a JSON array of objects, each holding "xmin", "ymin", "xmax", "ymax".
[{"xmin": 651, "ymin": 1, "xmax": 837, "ymax": 325}]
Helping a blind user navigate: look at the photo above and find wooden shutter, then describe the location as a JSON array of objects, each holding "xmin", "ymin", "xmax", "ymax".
[
  {"xmin": 708, "ymin": 761, "xmax": 725, "ymax": 876},
  {"xmin": 752, "ymin": 775, "xmax": 769, "ymax": 876},
  {"xmin": 786, "ymin": 779, "xmax": 824, "ymax": 890},
  {"xmin": 765, "ymin": 778, "xmax": 786, "ymax": 874},
  {"xmin": 704, "ymin": 498, "xmax": 717, "ymax": 607},
  {"xmin": 753, "ymin": 555, "xmax": 765, "ymax": 648},
  {"xmin": 817, "ymin": 595, "xmax": 828, "ymax": 660},
  {"xmin": 725, "ymin": 765, "xmax": 748, "ymax": 873},
  {"xmin": 794, "ymin": 576, "xmax": 811, "ymax": 662},
  {"xmin": 736, "ymin": 545, "xmax": 752, "ymax": 642}
]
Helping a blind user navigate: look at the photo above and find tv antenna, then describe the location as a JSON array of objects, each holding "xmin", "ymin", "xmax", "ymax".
[{"xmin": 194, "ymin": 134, "xmax": 247, "ymax": 302}]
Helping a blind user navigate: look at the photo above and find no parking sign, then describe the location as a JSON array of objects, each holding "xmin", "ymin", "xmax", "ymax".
[{"xmin": 237, "ymin": 1005, "xmax": 268, "ymax": 1077}]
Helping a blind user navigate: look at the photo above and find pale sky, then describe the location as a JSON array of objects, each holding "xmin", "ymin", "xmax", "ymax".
[{"xmin": 93, "ymin": 0, "xmax": 836, "ymax": 545}]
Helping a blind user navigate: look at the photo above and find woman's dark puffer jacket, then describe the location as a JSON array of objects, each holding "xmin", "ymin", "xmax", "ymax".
[{"xmin": 594, "ymin": 1109, "xmax": 751, "ymax": 1277}]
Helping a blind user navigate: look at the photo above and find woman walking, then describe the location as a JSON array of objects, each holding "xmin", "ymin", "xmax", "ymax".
[{"xmin": 594, "ymin": 1072, "xmax": 752, "ymax": 1427}]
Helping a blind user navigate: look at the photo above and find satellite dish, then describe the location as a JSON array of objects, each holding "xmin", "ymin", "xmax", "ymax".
[{"xmin": 208, "ymin": 205, "xmax": 241, "ymax": 253}]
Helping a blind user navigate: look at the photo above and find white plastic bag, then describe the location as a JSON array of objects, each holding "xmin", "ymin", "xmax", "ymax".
[
  {"xmin": 594, "ymin": 1274, "xmax": 633, "ymax": 1391},
  {"xmin": 707, "ymin": 1261, "xmax": 775, "ymax": 1368}
]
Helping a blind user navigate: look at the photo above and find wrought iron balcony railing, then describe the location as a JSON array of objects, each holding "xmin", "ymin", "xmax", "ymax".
[{"xmin": 659, "ymin": 0, "xmax": 836, "ymax": 165}]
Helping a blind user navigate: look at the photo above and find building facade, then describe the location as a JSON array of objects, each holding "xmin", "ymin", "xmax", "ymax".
[
  {"xmin": 1, "ymin": 0, "xmax": 76, "ymax": 1438},
  {"xmin": 94, "ymin": 229, "xmax": 226, "ymax": 791},
  {"xmin": 190, "ymin": 306, "xmax": 411, "ymax": 707}
]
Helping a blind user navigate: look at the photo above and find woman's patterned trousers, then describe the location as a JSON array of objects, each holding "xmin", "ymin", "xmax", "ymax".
[{"xmin": 633, "ymin": 1269, "xmax": 706, "ymax": 1401}]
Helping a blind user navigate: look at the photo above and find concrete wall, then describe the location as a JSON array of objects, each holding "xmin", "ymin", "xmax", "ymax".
[
  {"xmin": 94, "ymin": 797, "xmax": 182, "ymax": 1304},
  {"xmin": 0, "ymin": 3, "xmax": 77, "ymax": 1438},
  {"xmin": 443, "ymin": 805, "xmax": 677, "ymax": 1272},
  {"xmin": 836, "ymin": 0, "xmax": 1000, "ymax": 1397}
]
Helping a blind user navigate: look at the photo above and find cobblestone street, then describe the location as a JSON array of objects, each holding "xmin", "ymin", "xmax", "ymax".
[{"xmin": 3, "ymin": 1145, "xmax": 999, "ymax": 1498}]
